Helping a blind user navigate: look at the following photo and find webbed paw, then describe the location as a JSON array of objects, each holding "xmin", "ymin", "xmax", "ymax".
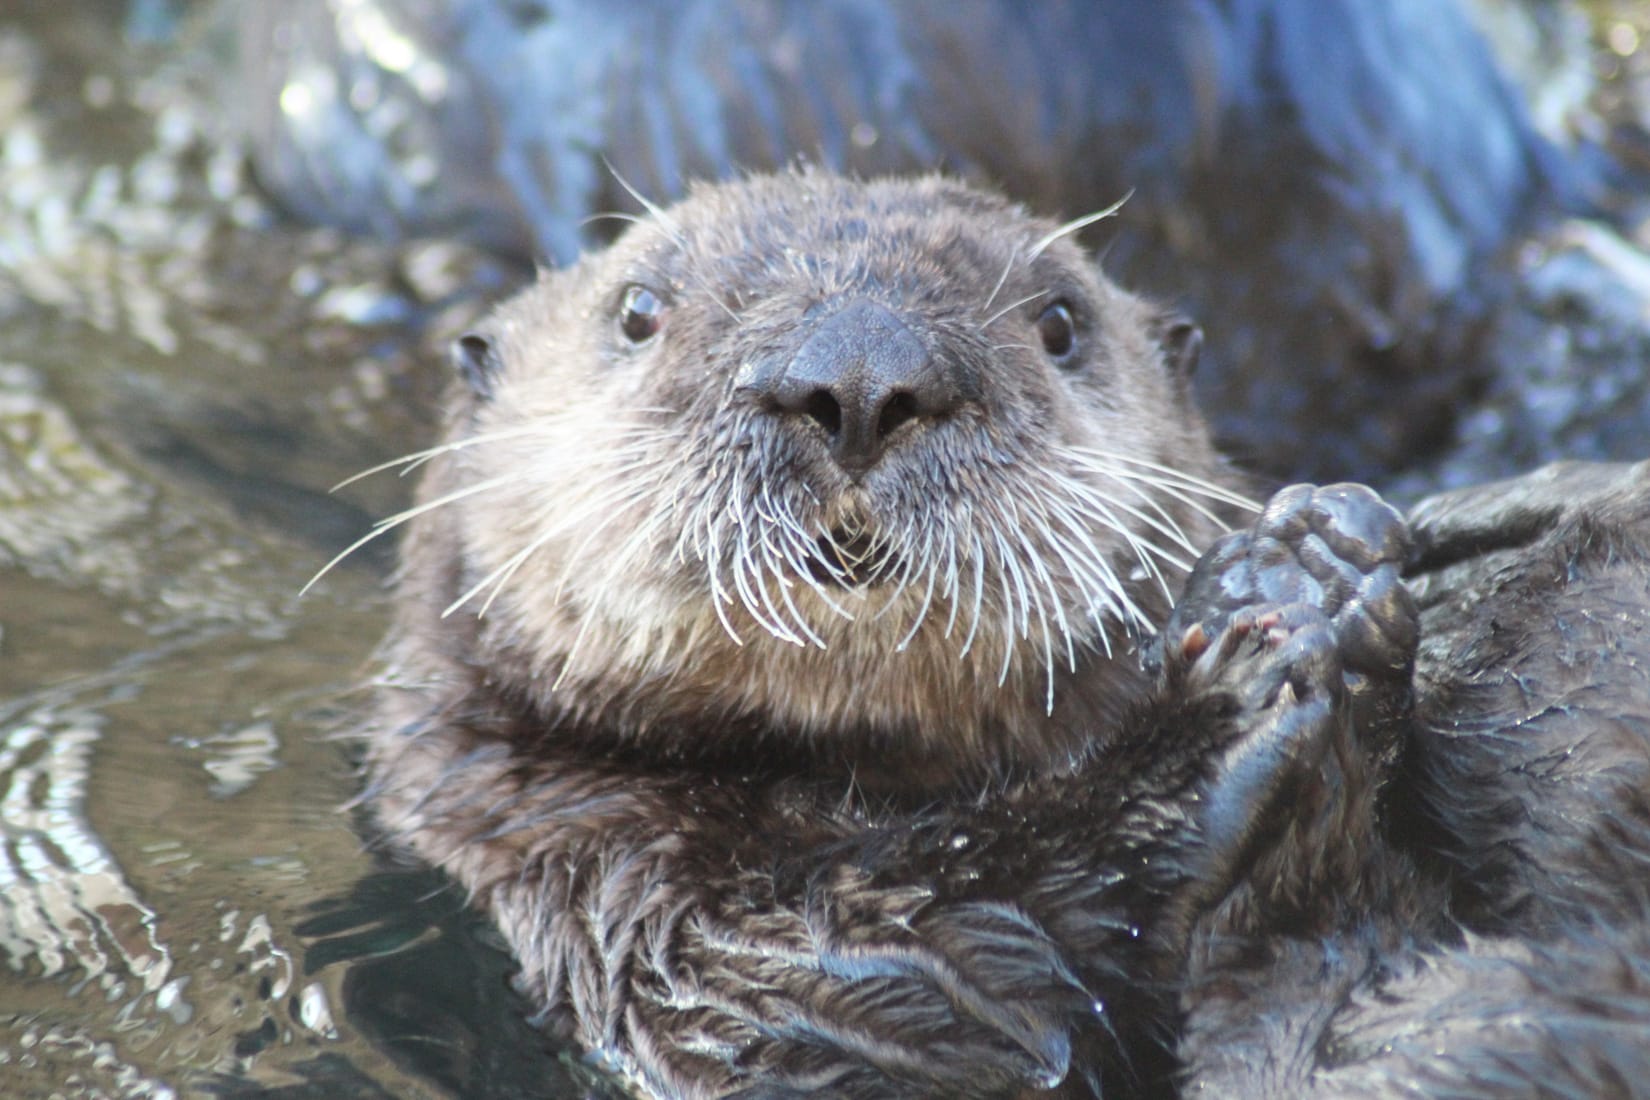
[
  {"xmin": 1159, "ymin": 483, "xmax": 1418, "ymax": 762},
  {"xmin": 1163, "ymin": 483, "xmax": 1416, "ymax": 683},
  {"xmin": 1154, "ymin": 484, "xmax": 1421, "ymax": 927}
]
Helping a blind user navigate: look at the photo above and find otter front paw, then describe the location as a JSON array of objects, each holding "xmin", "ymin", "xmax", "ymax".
[
  {"xmin": 1163, "ymin": 483, "xmax": 1417, "ymax": 682},
  {"xmin": 1148, "ymin": 484, "xmax": 1421, "ymax": 927},
  {"xmin": 630, "ymin": 870, "xmax": 1083, "ymax": 1100},
  {"xmin": 1158, "ymin": 483, "xmax": 1418, "ymax": 762},
  {"xmin": 1166, "ymin": 602, "xmax": 1350, "ymax": 880}
]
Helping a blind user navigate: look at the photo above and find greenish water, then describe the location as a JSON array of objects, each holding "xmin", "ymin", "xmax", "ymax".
[{"xmin": 0, "ymin": 5, "xmax": 590, "ymax": 1096}]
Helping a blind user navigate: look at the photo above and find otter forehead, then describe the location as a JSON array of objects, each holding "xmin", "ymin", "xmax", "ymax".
[{"xmin": 609, "ymin": 172, "xmax": 1096, "ymax": 316}]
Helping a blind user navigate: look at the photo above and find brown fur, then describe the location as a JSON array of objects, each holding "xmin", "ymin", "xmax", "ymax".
[
  {"xmin": 376, "ymin": 171, "xmax": 1235, "ymax": 789},
  {"xmin": 358, "ymin": 171, "xmax": 1257, "ymax": 1097},
  {"xmin": 353, "ymin": 170, "xmax": 1650, "ymax": 1097}
]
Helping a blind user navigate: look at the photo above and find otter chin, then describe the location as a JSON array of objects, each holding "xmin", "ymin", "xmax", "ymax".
[{"xmin": 380, "ymin": 170, "xmax": 1242, "ymax": 793}]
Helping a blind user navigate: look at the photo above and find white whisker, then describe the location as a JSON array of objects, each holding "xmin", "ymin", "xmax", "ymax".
[
  {"xmin": 980, "ymin": 248, "xmax": 1019, "ymax": 317},
  {"xmin": 301, "ymin": 472, "xmax": 519, "ymax": 595},
  {"xmin": 982, "ymin": 289, "xmax": 1050, "ymax": 332},
  {"xmin": 1026, "ymin": 191, "xmax": 1132, "ymax": 260},
  {"xmin": 329, "ymin": 424, "xmax": 550, "ymax": 492},
  {"xmin": 959, "ymin": 530, "xmax": 988, "ymax": 659},
  {"xmin": 1068, "ymin": 447, "xmax": 1258, "ymax": 512},
  {"xmin": 608, "ymin": 163, "xmax": 741, "ymax": 323},
  {"xmin": 895, "ymin": 526, "xmax": 942, "ymax": 653}
]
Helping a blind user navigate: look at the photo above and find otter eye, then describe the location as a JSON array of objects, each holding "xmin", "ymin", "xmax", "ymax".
[
  {"xmin": 619, "ymin": 285, "xmax": 665, "ymax": 344},
  {"xmin": 1037, "ymin": 301, "xmax": 1077, "ymax": 362}
]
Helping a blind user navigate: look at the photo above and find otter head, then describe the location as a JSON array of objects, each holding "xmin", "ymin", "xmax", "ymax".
[{"xmin": 407, "ymin": 172, "xmax": 1241, "ymax": 780}]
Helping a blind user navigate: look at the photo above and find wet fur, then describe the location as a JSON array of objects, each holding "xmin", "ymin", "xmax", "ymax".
[
  {"xmin": 354, "ymin": 169, "xmax": 1650, "ymax": 1097},
  {"xmin": 1180, "ymin": 460, "xmax": 1650, "ymax": 1098},
  {"xmin": 360, "ymin": 171, "xmax": 1255, "ymax": 1096}
]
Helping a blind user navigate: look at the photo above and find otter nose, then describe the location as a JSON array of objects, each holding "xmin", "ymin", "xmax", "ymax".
[{"xmin": 748, "ymin": 299, "xmax": 962, "ymax": 475}]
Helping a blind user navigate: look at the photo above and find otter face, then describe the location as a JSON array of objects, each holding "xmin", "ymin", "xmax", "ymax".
[{"xmin": 424, "ymin": 172, "xmax": 1243, "ymax": 763}]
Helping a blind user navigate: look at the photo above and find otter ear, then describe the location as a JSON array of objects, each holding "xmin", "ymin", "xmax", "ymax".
[
  {"xmin": 1155, "ymin": 313, "xmax": 1202, "ymax": 380},
  {"xmin": 453, "ymin": 330, "xmax": 503, "ymax": 399}
]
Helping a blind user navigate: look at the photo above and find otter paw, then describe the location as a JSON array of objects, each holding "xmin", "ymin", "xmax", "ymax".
[
  {"xmin": 1176, "ymin": 602, "xmax": 1347, "ymax": 862},
  {"xmin": 1160, "ymin": 482, "xmax": 1419, "ymax": 699}
]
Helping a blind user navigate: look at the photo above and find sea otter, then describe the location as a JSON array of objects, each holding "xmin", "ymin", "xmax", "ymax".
[{"xmin": 345, "ymin": 171, "xmax": 1650, "ymax": 1097}]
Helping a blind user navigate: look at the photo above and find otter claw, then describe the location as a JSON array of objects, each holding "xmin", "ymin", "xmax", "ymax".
[{"xmin": 1161, "ymin": 482, "xmax": 1418, "ymax": 693}]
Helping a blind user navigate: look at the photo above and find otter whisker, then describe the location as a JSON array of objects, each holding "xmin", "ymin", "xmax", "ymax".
[
  {"xmin": 1006, "ymin": 515, "xmax": 1066, "ymax": 712},
  {"xmin": 939, "ymin": 531, "xmax": 964, "ymax": 640},
  {"xmin": 452, "ymin": 438, "xmax": 672, "ymax": 599},
  {"xmin": 751, "ymin": 477, "xmax": 786, "ymax": 529},
  {"xmin": 752, "ymin": 520, "xmax": 823, "ymax": 647},
  {"xmin": 733, "ymin": 522, "xmax": 807, "ymax": 647},
  {"xmin": 753, "ymin": 478, "xmax": 838, "ymax": 609},
  {"xmin": 672, "ymin": 478, "xmax": 719, "ymax": 570},
  {"xmin": 1066, "ymin": 457, "xmax": 1238, "ymax": 535},
  {"xmin": 1094, "ymin": 486, "xmax": 1202, "ymax": 559},
  {"xmin": 607, "ymin": 163, "xmax": 687, "ymax": 244},
  {"xmin": 990, "ymin": 520, "xmax": 1035, "ymax": 641},
  {"xmin": 1146, "ymin": 477, "xmax": 1250, "ymax": 534},
  {"xmin": 999, "ymin": 490, "xmax": 1075, "ymax": 643},
  {"xmin": 448, "ymin": 475, "xmax": 653, "ymax": 619},
  {"xmin": 1060, "ymin": 473, "xmax": 1199, "ymax": 567},
  {"xmin": 774, "ymin": 531, "xmax": 832, "ymax": 593},
  {"xmin": 1051, "ymin": 476, "xmax": 1180, "ymax": 604},
  {"xmin": 895, "ymin": 527, "xmax": 943, "ymax": 653},
  {"xmin": 301, "ymin": 472, "xmax": 521, "ymax": 595},
  {"xmin": 719, "ymin": 468, "xmax": 802, "ymax": 643},
  {"xmin": 775, "ymin": 517, "xmax": 856, "ymax": 621},
  {"xmin": 958, "ymin": 529, "xmax": 989, "ymax": 659},
  {"xmin": 990, "ymin": 528, "xmax": 1023, "ymax": 687},
  {"xmin": 610, "ymin": 173, "xmax": 742, "ymax": 324},
  {"xmin": 579, "ymin": 209, "xmax": 648, "ymax": 233},
  {"xmin": 745, "ymin": 485, "xmax": 821, "ymax": 639},
  {"xmin": 980, "ymin": 247, "xmax": 1018, "ymax": 317},
  {"xmin": 429, "ymin": 415, "xmax": 671, "ymax": 490},
  {"xmin": 891, "ymin": 512, "xmax": 929, "ymax": 599},
  {"xmin": 1025, "ymin": 191, "xmax": 1132, "ymax": 260},
  {"xmin": 870, "ymin": 523, "xmax": 920, "ymax": 622},
  {"xmin": 700, "ymin": 538, "xmax": 745, "ymax": 647},
  {"xmin": 981, "ymin": 289, "xmax": 1051, "ymax": 333},
  {"xmin": 329, "ymin": 423, "xmax": 555, "ymax": 492},
  {"xmin": 1110, "ymin": 476, "xmax": 1206, "ymax": 560},
  {"xmin": 1018, "ymin": 509, "xmax": 1081, "ymax": 671},
  {"xmin": 767, "ymin": 547, "xmax": 827, "ymax": 649},
  {"xmin": 727, "ymin": 522, "xmax": 765, "ymax": 637},
  {"xmin": 549, "ymin": 482, "xmax": 676, "ymax": 612},
  {"xmin": 1009, "ymin": 521, "xmax": 1069, "ymax": 702},
  {"xmin": 1068, "ymin": 448, "xmax": 1259, "ymax": 512},
  {"xmin": 549, "ymin": 601, "xmax": 604, "ymax": 695},
  {"xmin": 543, "ymin": 456, "xmax": 674, "ymax": 585},
  {"xmin": 1038, "ymin": 496, "xmax": 1151, "ymax": 636}
]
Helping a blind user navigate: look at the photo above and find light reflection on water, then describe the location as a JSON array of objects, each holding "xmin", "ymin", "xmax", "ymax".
[{"xmin": 0, "ymin": 4, "xmax": 590, "ymax": 1096}]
